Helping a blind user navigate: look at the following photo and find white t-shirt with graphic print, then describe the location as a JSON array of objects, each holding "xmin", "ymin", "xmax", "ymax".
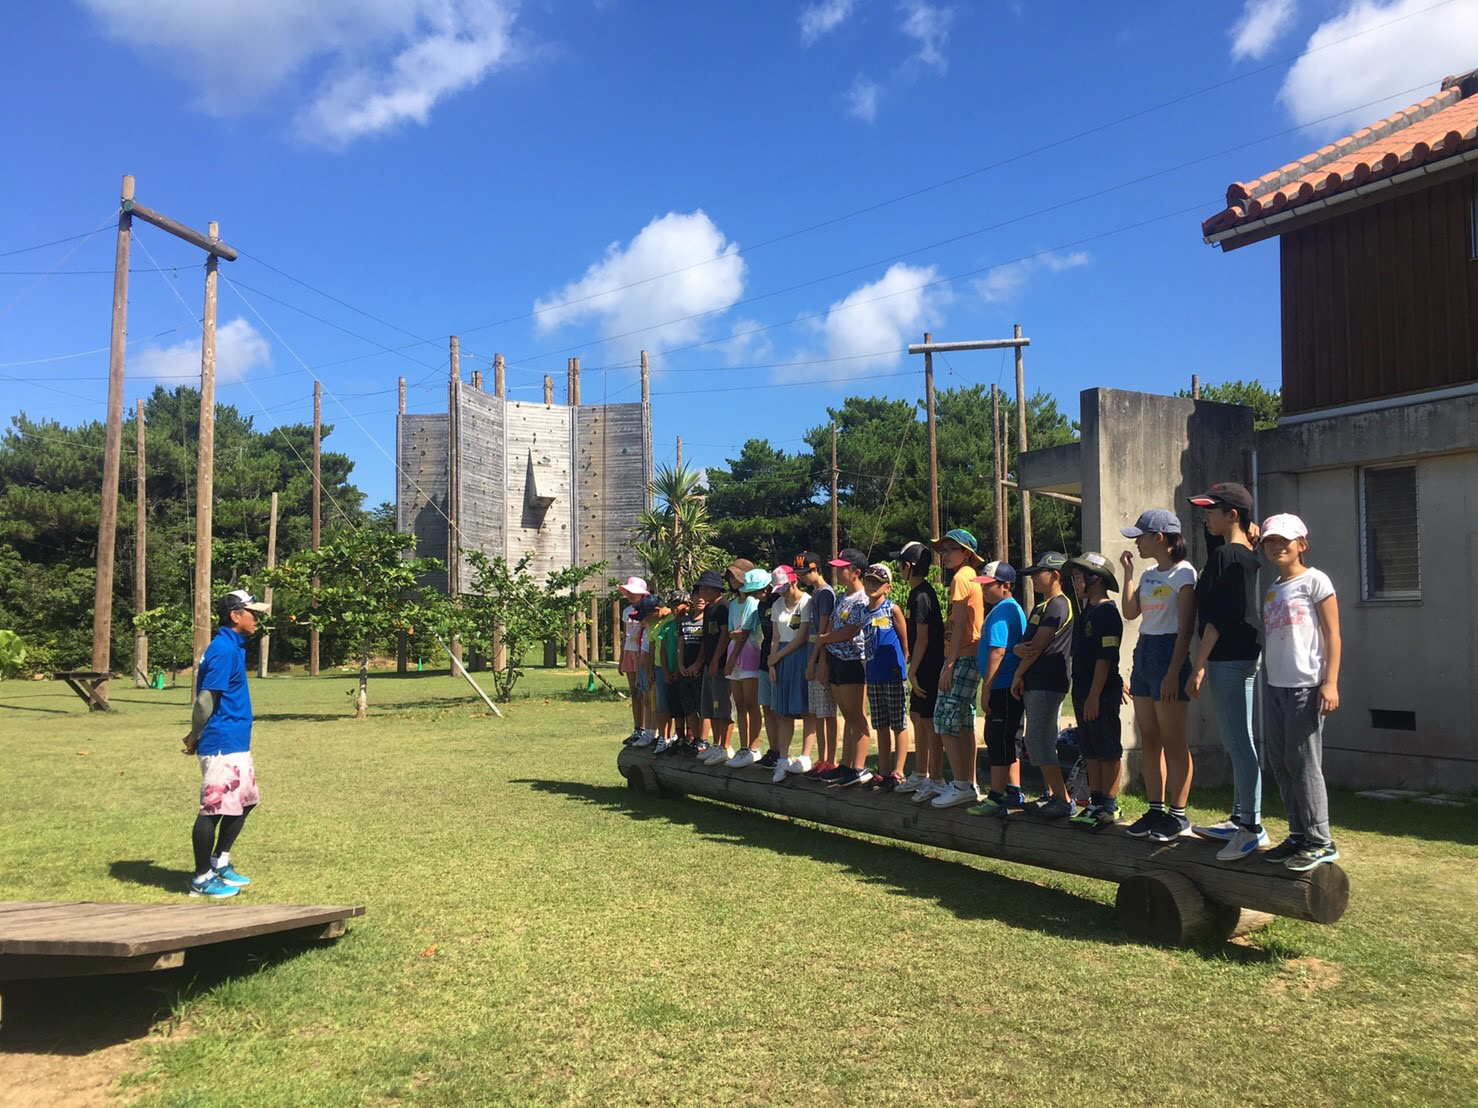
[
  {"xmin": 1136, "ymin": 561, "xmax": 1197, "ymax": 636},
  {"xmin": 1262, "ymin": 568, "xmax": 1335, "ymax": 688}
]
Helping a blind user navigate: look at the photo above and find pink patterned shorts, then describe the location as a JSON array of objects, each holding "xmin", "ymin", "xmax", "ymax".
[{"xmin": 198, "ymin": 752, "xmax": 260, "ymax": 816}]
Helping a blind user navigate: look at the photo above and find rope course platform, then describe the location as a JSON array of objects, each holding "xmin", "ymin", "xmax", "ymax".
[{"xmin": 0, "ymin": 901, "xmax": 364, "ymax": 982}]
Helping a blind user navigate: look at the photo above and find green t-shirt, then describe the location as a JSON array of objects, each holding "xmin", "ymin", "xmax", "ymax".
[{"xmin": 654, "ymin": 615, "xmax": 681, "ymax": 672}]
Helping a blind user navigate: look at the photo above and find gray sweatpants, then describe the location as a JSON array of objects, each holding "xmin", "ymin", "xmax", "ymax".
[{"xmin": 1264, "ymin": 685, "xmax": 1331, "ymax": 845}]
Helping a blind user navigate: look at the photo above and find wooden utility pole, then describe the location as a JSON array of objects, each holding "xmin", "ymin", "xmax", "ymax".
[
  {"xmin": 258, "ymin": 492, "xmax": 277, "ymax": 678},
  {"xmin": 309, "ymin": 380, "xmax": 321, "ymax": 676},
  {"xmin": 190, "ymin": 221, "xmax": 221, "ymax": 682},
  {"xmin": 830, "ymin": 422, "xmax": 839, "ymax": 558},
  {"xmin": 396, "ymin": 378, "xmax": 408, "ymax": 676},
  {"xmin": 590, "ymin": 594, "xmax": 600, "ymax": 669},
  {"xmin": 1191, "ymin": 374, "xmax": 1201, "ymax": 400},
  {"xmin": 543, "ymin": 375, "xmax": 553, "ymax": 405},
  {"xmin": 448, "ymin": 336, "xmax": 462, "ymax": 667},
  {"xmin": 91, "ymin": 178, "xmax": 238, "ymax": 703},
  {"xmin": 906, "ymin": 329, "xmax": 1033, "ymax": 573},
  {"xmin": 640, "ymin": 350, "xmax": 650, "ymax": 404},
  {"xmin": 570, "ymin": 357, "xmax": 582, "ymax": 405},
  {"xmin": 923, "ymin": 331, "xmax": 940, "ymax": 540},
  {"xmin": 1014, "ymin": 323, "xmax": 1034, "ymax": 609},
  {"xmin": 133, "ymin": 398, "xmax": 148, "ymax": 686},
  {"xmin": 992, "ymin": 384, "xmax": 1007, "ymax": 561},
  {"xmin": 676, "ymin": 435, "xmax": 682, "ymax": 472},
  {"xmin": 90, "ymin": 176, "xmax": 135, "ymax": 701},
  {"xmin": 494, "ymin": 353, "xmax": 505, "ymax": 398}
]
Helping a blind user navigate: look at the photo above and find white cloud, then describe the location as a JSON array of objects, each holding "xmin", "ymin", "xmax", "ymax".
[
  {"xmin": 1277, "ymin": 0, "xmax": 1478, "ymax": 133},
  {"xmin": 972, "ymin": 250, "xmax": 1090, "ymax": 305},
  {"xmin": 814, "ymin": 263, "xmax": 951, "ymax": 372},
  {"xmin": 720, "ymin": 319, "xmax": 775, "ymax": 366},
  {"xmin": 847, "ymin": 76, "xmax": 882, "ymax": 121},
  {"xmin": 800, "ymin": 0, "xmax": 861, "ymax": 44},
  {"xmin": 1230, "ymin": 0, "xmax": 1299, "ymax": 61},
  {"xmin": 898, "ymin": 0, "xmax": 953, "ymax": 72},
  {"xmin": 134, "ymin": 318, "xmax": 272, "ymax": 385},
  {"xmin": 533, "ymin": 211, "xmax": 747, "ymax": 362},
  {"xmin": 79, "ymin": 0, "xmax": 518, "ymax": 148}
]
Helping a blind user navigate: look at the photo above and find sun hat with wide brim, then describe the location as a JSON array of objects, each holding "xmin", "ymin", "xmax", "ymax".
[
  {"xmin": 739, "ymin": 567, "xmax": 772, "ymax": 593},
  {"xmin": 932, "ymin": 527, "xmax": 983, "ymax": 564},
  {"xmin": 1065, "ymin": 551, "xmax": 1119, "ymax": 592},
  {"xmin": 618, "ymin": 576, "xmax": 649, "ymax": 597}
]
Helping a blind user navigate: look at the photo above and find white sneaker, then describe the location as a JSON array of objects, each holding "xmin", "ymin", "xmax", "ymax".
[
  {"xmin": 702, "ymin": 746, "xmax": 732, "ymax": 766},
  {"xmin": 1193, "ymin": 817, "xmax": 1240, "ymax": 841},
  {"xmin": 894, "ymin": 773, "xmax": 924, "ymax": 794},
  {"xmin": 910, "ymin": 779, "xmax": 945, "ymax": 803},
  {"xmin": 726, "ymin": 747, "xmax": 758, "ymax": 768},
  {"xmin": 930, "ymin": 781, "xmax": 980, "ymax": 808},
  {"xmin": 1216, "ymin": 825, "xmax": 1270, "ymax": 862},
  {"xmin": 788, "ymin": 755, "xmax": 812, "ymax": 776},
  {"xmin": 633, "ymin": 731, "xmax": 656, "ymax": 748}
]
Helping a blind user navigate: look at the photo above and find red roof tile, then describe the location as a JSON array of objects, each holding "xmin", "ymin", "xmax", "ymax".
[{"xmin": 1203, "ymin": 70, "xmax": 1478, "ymax": 241}]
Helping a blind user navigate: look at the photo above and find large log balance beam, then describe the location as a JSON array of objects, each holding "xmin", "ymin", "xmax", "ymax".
[{"xmin": 617, "ymin": 748, "xmax": 1349, "ymax": 948}]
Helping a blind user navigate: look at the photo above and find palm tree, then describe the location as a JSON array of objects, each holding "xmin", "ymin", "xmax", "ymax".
[{"xmin": 633, "ymin": 463, "xmax": 722, "ymax": 589}]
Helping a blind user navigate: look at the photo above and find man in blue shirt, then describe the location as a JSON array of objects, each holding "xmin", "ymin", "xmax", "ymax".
[
  {"xmin": 966, "ymin": 562, "xmax": 1029, "ymax": 816},
  {"xmin": 183, "ymin": 589, "xmax": 269, "ymax": 898}
]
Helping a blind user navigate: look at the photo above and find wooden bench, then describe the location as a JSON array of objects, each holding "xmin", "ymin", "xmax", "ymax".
[
  {"xmin": 53, "ymin": 670, "xmax": 112, "ymax": 711},
  {"xmin": 617, "ymin": 748, "xmax": 1349, "ymax": 947},
  {"xmin": 0, "ymin": 901, "xmax": 365, "ymax": 981}
]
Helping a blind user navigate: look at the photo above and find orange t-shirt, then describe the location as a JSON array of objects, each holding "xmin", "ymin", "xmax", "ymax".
[{"xmin": 944, "ymin": 565, "xmax": 984, "ymax": 652}]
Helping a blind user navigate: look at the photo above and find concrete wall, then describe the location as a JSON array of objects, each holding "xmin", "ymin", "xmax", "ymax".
[{"xmin": 1258, "ymin": 395, "xmax": 1478, "ymax": 790}]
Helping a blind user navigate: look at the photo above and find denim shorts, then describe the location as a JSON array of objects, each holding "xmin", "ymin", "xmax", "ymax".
[{"xmin": 1129, "ymin": 633, "xmax": 1190, "ymax": 701}]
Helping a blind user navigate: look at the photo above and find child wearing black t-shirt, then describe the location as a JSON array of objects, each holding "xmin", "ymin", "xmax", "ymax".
[{"xmin": 1066, "ymin": 553, "xmax": 1126, "ymax": 829}]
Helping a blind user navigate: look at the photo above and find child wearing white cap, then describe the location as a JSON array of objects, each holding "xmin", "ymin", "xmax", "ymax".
[{"xmin": 1258, "ymin": 513, "xmax": 1343, "ymax": 871}]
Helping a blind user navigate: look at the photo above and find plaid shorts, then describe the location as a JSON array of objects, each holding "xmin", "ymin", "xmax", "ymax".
[
  {"xmin": 867, "ymin": 681, "xmax": 907, "ymax": 732},
  {"xmin": 807, "ymin": 679, "xmax": 836, "ymax": 718},
  {"xmin": 933, "ymin": 655, "xmax": 981, "ymax": 736}
]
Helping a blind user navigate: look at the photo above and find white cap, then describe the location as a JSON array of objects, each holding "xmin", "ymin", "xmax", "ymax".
[{"xmin": 1260, "ymin": 513, "xmax": 1308, "ymax": 541}]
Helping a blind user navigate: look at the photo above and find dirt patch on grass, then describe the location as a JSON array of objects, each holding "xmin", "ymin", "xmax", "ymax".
[
  {"xmin": 0, "ymin": 1040, "xmax": 146, "ymax": 1107},
  {"xmin": 1271, "ymin": 956, "xmax": 1343, "ymax": 993}
]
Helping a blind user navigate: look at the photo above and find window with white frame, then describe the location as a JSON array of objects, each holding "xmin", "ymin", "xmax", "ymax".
[{"xmin": 1359, "ymin": 465, "xmax": 1420, "ymax": 600}]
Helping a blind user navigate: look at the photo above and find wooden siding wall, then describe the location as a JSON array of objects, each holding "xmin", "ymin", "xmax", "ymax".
[
  {"xmin": 454, "ymin": 385, "xmax": 507, "ymax": 592},
  {"xmin": 396, "ymin": 414, "xmax": 449, "ymax": 593},
  {"xmin": 574, "ymin": 402, "xmax": 649, "ymax": 589},
  {"xmin": 504, "ymin": 400, "xmax": 573, "ymax": 582},
  {"xmin": 1280, "ymin": 173, "xmax": 1478, "ymax": 414}
]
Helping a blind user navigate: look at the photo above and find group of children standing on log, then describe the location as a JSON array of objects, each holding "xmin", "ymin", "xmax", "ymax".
[{"xmin": 618, "ymin": 481, "xmax": 1342, "ymax": 873}]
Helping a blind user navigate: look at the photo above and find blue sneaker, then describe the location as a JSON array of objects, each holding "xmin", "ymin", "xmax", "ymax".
[
  {"xmin": 190, "ymin": 874, "xmax": 240, "ymax": 899},
  {"xmin": 212, "ymin": 863, "xmax": 251, "ymax": 887}
]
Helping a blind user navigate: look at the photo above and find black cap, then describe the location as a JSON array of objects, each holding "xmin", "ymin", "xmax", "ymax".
[
  {"xmin": 1188, "ymin": 481, "xmax": 1254, "ymax": 517},
  {"xmin": 792, "ymin": 550, "xmax": 823, "ymax": 573},
  {"xmin": 890, "ymin": 540, "xmax": 930, "ymax": 564},
  {"xmin": 695, "ymin": 569, "xmax": 725, "ymax": 591},
  {"xmin": 828, "ymin": 548, "xmax": 868, "ymax": 572}
]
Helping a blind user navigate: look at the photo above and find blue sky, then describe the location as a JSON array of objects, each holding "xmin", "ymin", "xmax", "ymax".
[{"xmin": 2, "ymin": 0, "xmax": 1472, "ymax": 508}]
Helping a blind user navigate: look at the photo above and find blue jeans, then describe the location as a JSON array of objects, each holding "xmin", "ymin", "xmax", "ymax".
[{"xmin": 1205, "ymin": 658, "xmax": 1261, "ymax": 825}]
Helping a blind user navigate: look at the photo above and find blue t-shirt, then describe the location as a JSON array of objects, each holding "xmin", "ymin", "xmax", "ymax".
[
  {"xmin": 196, "ymin": 626, "xmax": 253, "ymax": 756},
  {"xmin": 864, "ymin": 598, "xmax": 906, "ymax": 683},
  {"xmin": 979, "ymin": 597, "xmax": 1027, "ymax": 690}
]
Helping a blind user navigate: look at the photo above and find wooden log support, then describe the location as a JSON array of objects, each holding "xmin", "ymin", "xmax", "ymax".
[{"xmin": 617, "ymin": 748, "xmax": 1347, "ymax": 945}]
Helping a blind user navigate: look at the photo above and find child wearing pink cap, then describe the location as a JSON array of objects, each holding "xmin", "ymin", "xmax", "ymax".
[{"xmin": 1258, "ymin": 513, "xmax": 1343, "ymax": 871}]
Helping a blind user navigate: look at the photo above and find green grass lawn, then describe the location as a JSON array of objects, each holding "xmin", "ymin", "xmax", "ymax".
[{"xmin": 1, "ymin": 669, "xmax": 1475, "ymax": 1106}]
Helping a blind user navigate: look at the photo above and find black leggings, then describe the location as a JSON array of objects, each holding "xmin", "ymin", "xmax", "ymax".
[
  {"xmin": 192, "ymin": 806, "xmax": 254, "ymax": 874},
  {"xmin": 985, "ymin": 687, "xmax": 1026, "ymax": 767}
]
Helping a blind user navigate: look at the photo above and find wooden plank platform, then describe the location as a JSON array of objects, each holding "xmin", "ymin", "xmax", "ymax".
[
  {"xmin": 0, "ymin": 901, "xmax": 364, "ymax": 980},
  {"xmin": 618, "ymin": 747, "xmax": 1350, "ymax": 946}
]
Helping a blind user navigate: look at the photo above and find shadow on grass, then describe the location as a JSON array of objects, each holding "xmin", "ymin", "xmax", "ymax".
[
  {"xmin": 0, "ymin": 937, "xmax": 340, "ymax": 1054},
  {"xmin": 1325, "ymin": 791, "xmax": 1477, "ymax": 847},
  {"xmin": 0, "ymin": 700, "xmax": 72, "ymax": 714},
  {"xmin": 108, "ymin": 859, "xmax": 185, "ymax": 893},
  {"xmin": 519, "ymin": 778, "xmax": 1135, "ymax": 948}
]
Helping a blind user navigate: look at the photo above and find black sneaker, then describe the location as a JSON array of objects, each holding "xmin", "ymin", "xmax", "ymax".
[
  {"xmin": 1262, "ymin": 836, "xmax": 1304, "ymax": 864},
  {"xmin": 1124, "ymin": 810, "xmax": 1163, "ymax": 838},
  {"xmin": 1285, "ymin": 841, "xmax": 1340, "ymax": 871},
  {"xmin": 758, "ymin": 749, "xmax": 780, "ymax": 769},
  {"xmin": 1147, "ymin": 811, "xmax": 1191, "ymax": 842}
]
